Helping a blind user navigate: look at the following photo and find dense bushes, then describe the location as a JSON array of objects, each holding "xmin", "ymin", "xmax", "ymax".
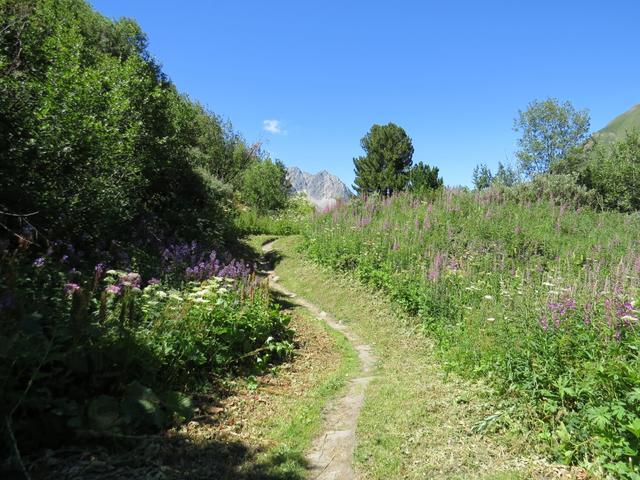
[
  {"xmin": 1, "ymin": 238, "xmax": 293, "ymax": 457},
  {"xmin": 490, "ymin": 173, "xmax": 600, "ymax": 209},
  {"xmin": 0, "ymin": 0, "xmax": 252, "ymax": 249},
  {"xmin": 302, "ymin": 191, "xmax": 640, "ymax": 477},
  {"xmin": 0, "ymin": 0, "xmax": 294, "ymax": 468},
  {"xmin": 579, "ymin": 132, "xmax": 640, "ymax": 212},
  {"xmin": 235, "ymin": 195, "xmax": 315, "ymax": 235}
]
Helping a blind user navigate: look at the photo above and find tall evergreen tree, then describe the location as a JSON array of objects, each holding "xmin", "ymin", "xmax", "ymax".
[
  {"xmin": 408, "ymin": 162, "xmax": 443, "ymax": 195},
  {"xmin": 353, "ymin": 123, "xmax": 414, "ymax": 195}
]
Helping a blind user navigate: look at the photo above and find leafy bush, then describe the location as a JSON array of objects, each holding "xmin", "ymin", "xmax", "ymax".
[
  {"xmin": 580, "ymin": 132, "xmax": 640, "ymax": 212},
  {"xmin": 1, "ymin": 244, "xmax": 293, "ymax": 454},
  {"xmin": 488, "ymin": 173, "xmax": 600, "ymax": 209},
  {"xmin": 302, "ymin": 191, "xmax": 640, "ymax": 477},
  {"xmin": 240, "ymin": 159, "xmax": 292, "ymax": 214},
  {"xmin": 0, "ymin": 0, "xmax": 295, "ymax": 468},
  {"xmin": 0, "ymin": 0, "xmax": 251, "ymax": 250},
  {"xmin": 235, "ymin": 194, "xmax": 315, "ymax": 235}
]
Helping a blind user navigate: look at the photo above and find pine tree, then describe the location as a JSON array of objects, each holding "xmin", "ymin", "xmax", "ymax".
[{"xmin": 353, "ymin": 123, "xmax": 414, "ymax": 195}]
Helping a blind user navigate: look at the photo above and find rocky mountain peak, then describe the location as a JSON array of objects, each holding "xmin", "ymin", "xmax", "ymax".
[{"xmin": 286, "ymin": 166, "xmax": 352, "ymax": 208}]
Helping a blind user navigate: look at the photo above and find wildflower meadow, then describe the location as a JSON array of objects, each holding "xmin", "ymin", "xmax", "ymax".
[{"xmin": 302, "ymin": 189, "xmax": 640, "ymax": 476}]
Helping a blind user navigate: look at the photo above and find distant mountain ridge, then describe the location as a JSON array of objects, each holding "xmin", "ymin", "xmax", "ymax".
[
  {"xmin": 286, "ymin": 167, "xmax": 352, "ymax": 208},
  {"xmin": 593, "ymin": 104, "xmax": 640, "ymax": 143}
]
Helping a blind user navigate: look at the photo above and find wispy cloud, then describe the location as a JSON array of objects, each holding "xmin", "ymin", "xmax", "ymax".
[{"xmin": 263, "ymin": 119, "xmax": 287, "ymax": 135}]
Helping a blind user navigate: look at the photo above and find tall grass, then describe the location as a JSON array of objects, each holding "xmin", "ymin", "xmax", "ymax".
[{"xmin": 302, "ymin": 190, "xmax": 640, "ymax": 477}]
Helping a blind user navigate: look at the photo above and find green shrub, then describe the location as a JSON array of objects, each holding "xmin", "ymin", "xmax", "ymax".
[
  {"xmin": 240, "ymin": 159, "xmax": 291, "ymax": 214},
  {"xmin": 235, "ymin": 194, "xmax": 315, "ymax": 235},
  {"xmin": 580, "ymin": 131, "xmax": 640, "ymax": 212},
  {"xmin": 490, "ymin": 173, "xmax": 600, "ymax": 209},
  {"xmin": 1, "ymin": 251, "xmax": 293, "ymax": 453}
]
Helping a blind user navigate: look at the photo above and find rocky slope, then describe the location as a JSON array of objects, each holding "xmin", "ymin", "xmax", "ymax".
[{"xmin": 287, "ymin": 167, "xmax": 352, "ymax": 208}]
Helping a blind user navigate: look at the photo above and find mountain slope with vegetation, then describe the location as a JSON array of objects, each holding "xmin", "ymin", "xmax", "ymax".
[{"xmin": 594, "ymin": 104, "xmax": 640, "ymax": 144}]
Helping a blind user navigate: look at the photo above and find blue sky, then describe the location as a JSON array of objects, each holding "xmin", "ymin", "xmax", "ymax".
[{"xmin": 89, "ymin": 0, "xmax": 640, "ymax": 188}]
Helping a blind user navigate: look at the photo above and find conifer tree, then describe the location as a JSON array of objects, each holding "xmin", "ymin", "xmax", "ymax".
[{"xmin": 353, "ymin": 123, "xmax": 414, "ymax": 195}]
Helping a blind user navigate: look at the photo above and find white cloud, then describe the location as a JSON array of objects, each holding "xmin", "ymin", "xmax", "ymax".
[{"xmin": 263, "ymin": 119, "xmax": 286, "ymax": 135}]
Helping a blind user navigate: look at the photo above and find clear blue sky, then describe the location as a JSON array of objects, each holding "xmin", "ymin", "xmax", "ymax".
[{"xmin": 89, "ymin": 0, "xmax": 640, "ymax": 188}]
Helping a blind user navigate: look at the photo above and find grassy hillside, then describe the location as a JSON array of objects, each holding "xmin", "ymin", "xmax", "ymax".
[
  {"xmin": 594, "ymin": 103, "xmax": 640, "ymax": 143},
  {"xmin": 301, "ymin": 191, "xmax": 640, "ymax": 478}
]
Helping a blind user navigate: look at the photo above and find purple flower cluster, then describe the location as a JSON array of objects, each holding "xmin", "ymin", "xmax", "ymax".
[
  {"xmin": 120, "ymin": 272, "xmax": 141, "ymax": 288},
  {"xmin": 162, "ymin": 241, "xmax": 201, "ymax": 275},
  {"xmin": 356, "ymin": 216, "xmax": 372, "ymax": 228},
  {"xmin": 105, "ymin": 284, "xmax": 122, "ymax": 295},
  {"xmin": 185, "ymin": 251, "xmax": 251, "ymax": 282},
  {"xmin": 547, "ymin": 298, "xmax": 577, "ymax": 327},
  {"xmin": 64, "ymin": 283, "xmax": 81, "ymax": 295},
  {"xmin": 427, "ymin": 251, "xmax": 447, "ymax": 282}
]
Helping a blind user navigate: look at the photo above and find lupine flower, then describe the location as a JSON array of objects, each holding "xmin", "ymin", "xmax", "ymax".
[
  {"xmin": 60, "ymin": 255, "xmax": 69, "ymax": 263},
  {"xmin": 94, "ymin": 262, "xmax": 106, "ymax": 275},
  {"xmin": 33, "ymin": 257, "xmax": 46, "ymax": 268}
]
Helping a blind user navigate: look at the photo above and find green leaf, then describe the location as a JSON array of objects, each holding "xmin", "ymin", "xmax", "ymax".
[
  {"xmin": 625, "ymin": 418, "xmax": 640, "ymax": 439},
  {"xmin": 87, "ymin": 395, "xmax": 120, "ymax": 431},
  {"xmin": 121, "ymin": 381, "xmax": 166, "ymax": 428},
  {"xmin": 160, "ymin": 391, "xmax": 193, "ymax": 420}
]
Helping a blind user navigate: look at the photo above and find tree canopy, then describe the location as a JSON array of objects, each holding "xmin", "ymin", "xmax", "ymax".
[
  {"xmin": 408, "ymin": 162, "xmax": 443, "ymax": 194},
  {"xmin": 353, "ymin": 123, "xmax": 414, "ymax": 195},
  {"xmin": 514, "ymin": 98, "xmax": 590, "ymax": 177},
  {"xmin": 240, "ymin": 159, "xmax": 291, "ymax": 213}
]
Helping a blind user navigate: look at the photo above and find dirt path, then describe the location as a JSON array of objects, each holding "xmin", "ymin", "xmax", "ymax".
[{"xmin": 262, "ymin": 240, "xmax": 375, "ymax": 480}]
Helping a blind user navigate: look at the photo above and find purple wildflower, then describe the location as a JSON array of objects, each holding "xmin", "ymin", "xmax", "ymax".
[
  {"xmin": 60, "ymin": 254, "xmax": 69, "ymax": 264},
  {"xmin": 94, "ymin": 262, "xmax": 106, "ymax": 276},
  {"xmin": 539, "ymin": 315, "xmax": 549, "ymax": 331},
  {"xmin": 105, "ymin": 284, "xmax": 122, "ymax": 295},
  {"xmin": 33, "ymin": 257, "xmax": 46, "ymax": 268},
  {"xmin": 119, "ymin": 272, "xmax": 141, "ymax": 289},
  {"xmin": 428, "ymin": 252, "xmax": 446, "ymax": 282},
  {"xmin": 64, "ymin": 283, "xmax": 81, "ymax": 295},
  {"xmin": 147, "ymin": 277, "xmax": 161, "ymax": 286}
]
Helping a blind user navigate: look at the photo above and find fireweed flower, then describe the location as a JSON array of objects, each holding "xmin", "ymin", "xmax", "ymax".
[{"xmin": 539, "ymin": 315, "xmax": 549, "ymax": 331}]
